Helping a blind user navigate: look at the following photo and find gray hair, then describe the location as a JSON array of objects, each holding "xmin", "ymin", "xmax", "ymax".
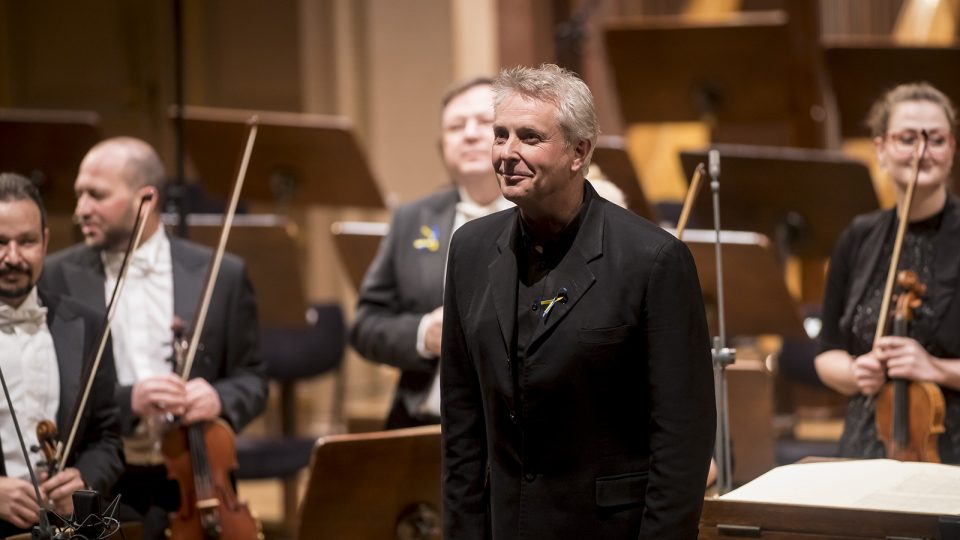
[{"xmin": 494, "ymin": 63, "xmax": 599, "ymax": 170}]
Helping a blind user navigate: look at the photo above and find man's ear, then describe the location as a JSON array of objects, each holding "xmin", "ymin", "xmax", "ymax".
[{"xmin": 570, "ymin": 139, "xmax": 593, "ymax": 173}]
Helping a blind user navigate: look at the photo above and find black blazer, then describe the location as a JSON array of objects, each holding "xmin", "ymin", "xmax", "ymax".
[
  {"xmin": 441, "ymin": 183, "xmax": 716, "ymax": 539},
  {"xmin": 0, "ymin": 290, "xmax": 123, "ymax": 537},
  {"xmin": 39, "ymin": 237, "xmax": 268, "ymax": 435},
  {"xmin": 350, "ymin": 189, "xmax": 458, "ymax": 428}
]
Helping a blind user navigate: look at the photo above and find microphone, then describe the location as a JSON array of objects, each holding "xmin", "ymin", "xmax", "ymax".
[{"xmin": 708, "ymin": 149, "xmax": 720, "ymax": 182}]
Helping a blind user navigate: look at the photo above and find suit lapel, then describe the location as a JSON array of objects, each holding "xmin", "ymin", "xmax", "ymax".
[
  {"xmin": 928, "ymin": 195, "xmax": 960, "ymax": 338},
  {"xmin": 489, "ymin": 215, "xmax": 519, "ymax": 355},
  {"xmin": 171, "ymin": 238, "xmax": 207, "ymax": 327},
  {"xmin": 46, "ymin": 298, "xmax": 85, "ymax": 433},
  {"xmin": 421, "ymin": 191, "xmax": 458, "ymax": 303},
  {"xmin": 63, "ymin": 249, "xmax": 107, "ymax": 312},
  {"xmin": 528, "ymin": 197, "xmax": 602, "ymax": 349}
]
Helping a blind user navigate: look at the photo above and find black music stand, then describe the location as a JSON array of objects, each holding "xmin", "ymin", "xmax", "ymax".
[
  {"xmin": 177, "ymin": 106, "xmax": 385, "ymax": 209},
  {"xmin": 678, "ymin": 229, "xmax": 805, "ymax": 340},
  {"xmin": 679, "ymin": 144, "xmax": 879, "ymax": 260},
  {"xmin": 591, "ymin": 135, "xmax": 659, "ymax": 222},
  {"xmin": 296, "ymin": 426, "xmax": 441, "ymax": 540},
  {"xmin": 330, "ymin": 221, "xmax": 389, "ymax": 291},
  {"xmin": 164, "ymin": 214, "xmax": 308, "ymax": 328},
  {"xmin": 822, "ymin": 39, "xmax": 960, "ymax": 182},
  {"xmin": 604, "ymin": 12, "xmax": 823, "ymax": 147},
  {"xmin": 0, "ymin": 108, "xmax": 101, "ymax": 213}
]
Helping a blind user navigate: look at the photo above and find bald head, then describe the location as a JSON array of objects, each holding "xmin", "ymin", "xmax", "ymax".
[{"xmin": 74, "ymin": 137, "xmax": 166, "ymax": 251}]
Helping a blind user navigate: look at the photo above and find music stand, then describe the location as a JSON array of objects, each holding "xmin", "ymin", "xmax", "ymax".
[
  {"xmin": 591, "ymin": 135, "xmax": 659, "ymax": 222},
  {"xmin": 676, "ymin": 229, "xmax": 805, "ymax": 340},
  {"xmin": 822, "ymin": 39, "xmax": 960, "ymax": 140},
  {"xmin": 296, "ymin": 425, "xmax": 441, "ymax": 540},
  {"xmin": 604, "ymin": 12, "xmax": 821, "ymax": 147},
  {"xmin": 163, "ymin": 213, "xmax": 308, "ymax": 328},
  {"xmin": 679, "ymin": 144, "xmax": 879, "ymax": 259},
  {"xmin": 0, "ymin": 108, "xmax": 101, "ymax": 213},
  {"xmin": 176, "ymin": 106, "xmax": 385, "ymax": 209},
  {"xmin": 330, "ymin": 221, "xmax": 389, "ymax": 291}
]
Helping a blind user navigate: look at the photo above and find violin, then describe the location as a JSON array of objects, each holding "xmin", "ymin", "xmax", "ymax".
[
  {"xmin": 161, "ymin": 119, "xmax": 260, "ymax": 540},
  {"xmin": 874, "ymin": 271, "xmax": 946, "ymax": 462}
]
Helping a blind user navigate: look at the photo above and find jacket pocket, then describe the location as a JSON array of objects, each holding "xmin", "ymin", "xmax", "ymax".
[
  {"xmin": 578, "ymin": 324, "xmax": 631, "ymax": 345},
  {"xmin": 595, "ymin": 470, "xmax": 648, "ymax": 508}
]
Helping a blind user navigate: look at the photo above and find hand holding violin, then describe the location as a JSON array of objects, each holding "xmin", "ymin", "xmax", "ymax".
[
  {"xmin": 39, "ymin": 467, "xmax": 85, "ymax": 516},
  {"xmin": 875, "ymin": 335, "xmax": 944, "ymax": 383},
  {"xmin": 182, "ymin": 378, "xmax": 222, "ymax": 425},
  {"xmin": 852, "ymin": 351, "xmax": 887, "ymax": 396},
  {"xmin": 131, "ymin": 373, "xmax": 187, "ymax": 417},
  {"xmin": 0, "ymin": 476, "xmax": 39, "ymax": 529}
]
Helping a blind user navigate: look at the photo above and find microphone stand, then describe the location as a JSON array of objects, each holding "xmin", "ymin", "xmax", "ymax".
[
  {"xmin": 0, "ymin": 361, "xmax": 56, "ymax": 539},
  {"xmin": 708, "ymin": 149, "xmax": 735, "ymax": 495}
]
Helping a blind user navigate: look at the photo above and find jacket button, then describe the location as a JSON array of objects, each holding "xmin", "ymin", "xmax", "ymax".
[
  {"xmin": 509, "ymin": 412, "xmax": 517, "ymax": 423},
  {"xmin": 524, "ymin": 473, "xmax": 536, "ymax": 482}
]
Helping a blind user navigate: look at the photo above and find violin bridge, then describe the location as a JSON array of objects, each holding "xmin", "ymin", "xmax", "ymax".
[{"xmin": 196, "ymin": 498, "xmax": 221, "ymax": 510}]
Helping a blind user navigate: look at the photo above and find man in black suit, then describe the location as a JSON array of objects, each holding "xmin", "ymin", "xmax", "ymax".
[
  {"xmin": 441, "ymin": 64, "xmax": 716, "ymax": 539},
  {"xmin": 0, "ymin": 173, "xmax": 122, "ymax": 536},
  {"xmin": 39, "ymin": 138, "xmax": 267, "ymax": 539},
  {"xmin": 351, "ymin": 77, "xmax": 512, "ymax": 428}
]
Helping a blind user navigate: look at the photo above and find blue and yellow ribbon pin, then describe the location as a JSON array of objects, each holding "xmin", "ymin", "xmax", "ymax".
[
  {"xmin": 539, "ymin": 288, "xmax": 569, "ymax": 320},
  {"xmin": 413, "ymin": 225, "xmax": 440, "ymax": 252}
]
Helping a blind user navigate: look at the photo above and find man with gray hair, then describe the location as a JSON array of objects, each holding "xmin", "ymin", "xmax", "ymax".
[
  {"xmin": 441, "ymin": 64, "xmax": 715, "ymax": 538},
  {"xmin": 40, "ymin": 137, "xmax": 266, "ymax": 539}
]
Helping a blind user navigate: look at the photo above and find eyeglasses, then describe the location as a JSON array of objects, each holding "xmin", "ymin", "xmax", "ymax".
[{"xmin": 884, "ymin": 129, "xmax": 955, "ymax": 157}]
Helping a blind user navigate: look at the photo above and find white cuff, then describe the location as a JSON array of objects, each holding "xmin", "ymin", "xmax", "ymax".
[{"xmin": 416, "ymin": 312, "xmax": 437, "ymax": 359}]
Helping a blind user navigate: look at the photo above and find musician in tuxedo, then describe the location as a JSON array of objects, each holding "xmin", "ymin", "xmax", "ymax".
[
  {"xmin": 39, "ymin": 138, "xmax": 267, "ymax": 539},
  {"xmin": 440, "ymin": 64, "xmax": 715, "ymax": 539},
  {"xmin": 0, "ymin": 173, "xmax": 122, "ymax": 536},
  {"xmin": 350, "ymin": 77, "xmax": 512, "ymax": 429}
]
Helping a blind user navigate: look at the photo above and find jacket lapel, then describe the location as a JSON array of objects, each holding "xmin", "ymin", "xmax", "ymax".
[
  {"xmin": 45, "ymin": 296, "xmax": 85, "ymax": 434},
  {"xmin": 928, "ymin": 195, "xmax": 960, "ymax": 338},
  {"xmin": 528, "ymin": 197, "xmax": 602, "ymax": 349},
  {"xmin": 171, "ymin": 238, "xmax": 207, "ymax": 327},
  {"xmin": 489, "ymin": 215, "xmax": 519, "ymax": 356},
  {"xmin": 421, "ymin": 191, "xmax": 458, "ymax": 302},
  {"xmin": 62, "ymin": 249, "xmax": 107, "ymax": 312}
]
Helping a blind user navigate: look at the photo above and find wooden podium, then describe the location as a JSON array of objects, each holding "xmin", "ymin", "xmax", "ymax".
[
  {"xmin": 296, "ymin": 425, "xmax": 441, "ymax": 540},
  {"xmin": 700, "ymin": 498, "xmax": 945, "ymax": 539},
  {"xmin": 0, "ymin": 108, "xmax": 101, "ymax": 213}
]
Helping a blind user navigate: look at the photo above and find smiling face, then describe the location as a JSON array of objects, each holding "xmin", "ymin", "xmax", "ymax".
[
  {"xmin": 491, "ymin": 93, "xmax": 589, "ymax": 213},
  {"xmin": 875, "ymin": 99, "xmax": 956, "ymax": 193},
  {"xmin": 441, "ymin": 84, "xmax": 496, "ymax": 185},
  {"xmin": 0, "ymin": 199, "xmax": 48, "ymax": 307}
]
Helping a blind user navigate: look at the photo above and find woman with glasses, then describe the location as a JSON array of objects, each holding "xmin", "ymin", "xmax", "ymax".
[{"xmin": 815, "ymin": 82, "xmax": 960, "ymax": 462}]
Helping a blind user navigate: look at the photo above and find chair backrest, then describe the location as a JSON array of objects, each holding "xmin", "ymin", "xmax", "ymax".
[{"xmin": 259, "ymin": 303, "xmax": 346, "ymax": 382}]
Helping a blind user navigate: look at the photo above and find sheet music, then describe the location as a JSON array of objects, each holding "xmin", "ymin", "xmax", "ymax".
[{"xmin": 721, "ymin": 459, "xmax": 960, "ymax": 515}]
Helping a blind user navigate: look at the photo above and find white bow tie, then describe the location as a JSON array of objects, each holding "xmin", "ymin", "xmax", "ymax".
[
  {"xmin": 105, "ymin": 251, "xmax": 160, "ymax": 278},
  {"xmin": 0, "ymin": 303, "xmax": 47, "ymax": 332}
]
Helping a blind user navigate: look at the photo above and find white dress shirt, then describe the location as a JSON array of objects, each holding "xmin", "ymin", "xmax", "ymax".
[
  {"xmin": 0, "ymin": 288, "xmax": 59, "ymax": 481},
  {"xmin": 102, "ymin": 227, "xmax": 175, "ymax": 386},
  {"xmin": 418, "ymin": 189, "xmax": 513, "ymax": 417}
]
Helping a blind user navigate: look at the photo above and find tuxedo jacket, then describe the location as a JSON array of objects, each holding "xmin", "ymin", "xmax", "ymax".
[
  {"xmin": 40, "ymin": 237, "xmax": 267, "ymax": 435},
  {"xmin": 441, "ymin": 183, "xmax": 716, "ymax": 539},
  {"xmin": 350, "ymin": 188, "xmax": 458, "ymax": 428},
  {"xmin": 0, "ymin": 290, "xmax": 123, "ymax": 537}
]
